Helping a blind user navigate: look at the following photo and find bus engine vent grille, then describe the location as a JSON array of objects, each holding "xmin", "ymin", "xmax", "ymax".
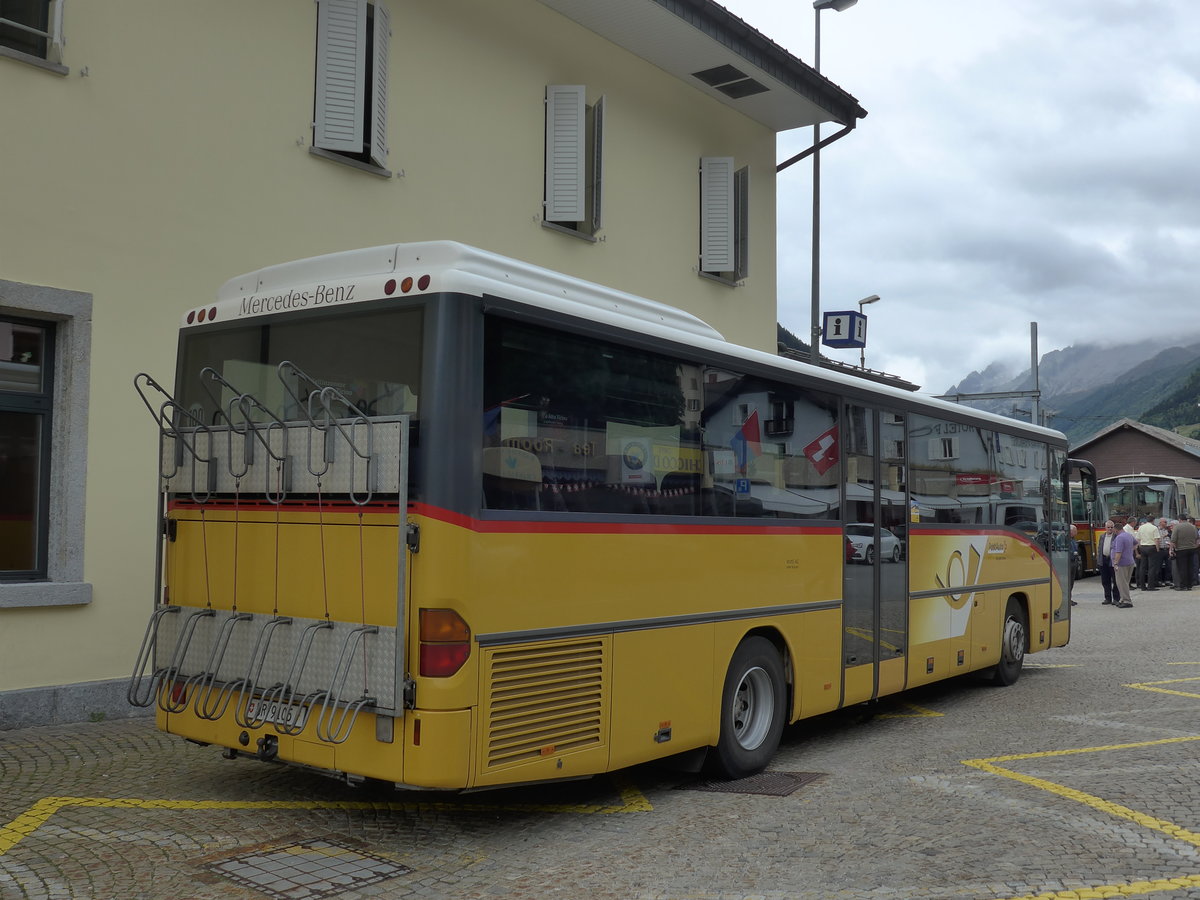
[{"xmin": 484, "ymin": 639, "xmax": 606, "ymax": 769}]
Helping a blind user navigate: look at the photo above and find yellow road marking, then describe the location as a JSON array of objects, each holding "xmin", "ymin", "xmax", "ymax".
[
  {"xmin": 1024, "ymin": 664, "xmax": 1080, "ymax": 668},
  {"xmin": 964, "ymin": 735, "xmax": 1200, "ymax": 899},
  {"xmin": 0, "ymin": 776, "xmax": 651, "ymax": 857},
  {"xmin": 878, "ymin": 702, "xmax": 943, "ymax": 718},
  {"xmin": 1127, "ymin": 676, "xmax": 1200, "ymax": 700}
]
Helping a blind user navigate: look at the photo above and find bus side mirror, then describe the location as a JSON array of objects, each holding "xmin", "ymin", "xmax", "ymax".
[{"xmin": 1069, "ymin": 458, "xmax": 1097, "ymax": 504}]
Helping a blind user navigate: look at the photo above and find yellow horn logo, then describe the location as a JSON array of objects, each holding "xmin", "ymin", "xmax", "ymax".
[{"xmin": 934, "ymin": 544, "xmax": 982, "ymax": 610}]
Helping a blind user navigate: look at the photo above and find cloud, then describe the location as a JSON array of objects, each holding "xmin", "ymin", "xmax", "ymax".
[{"xmin": 725, "ymin": 0, "xmax": 1200, "ymax": 395}]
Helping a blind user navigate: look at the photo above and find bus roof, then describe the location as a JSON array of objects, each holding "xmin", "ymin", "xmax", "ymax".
[{"xmin": 198, "ymin": 240, "xmax": 1066, "ymax": 444}]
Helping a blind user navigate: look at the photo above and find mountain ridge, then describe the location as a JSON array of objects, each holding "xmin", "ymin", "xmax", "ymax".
[{"xmin": 944, "ymin": 334, "xmax": 1200, "ymax": 444}]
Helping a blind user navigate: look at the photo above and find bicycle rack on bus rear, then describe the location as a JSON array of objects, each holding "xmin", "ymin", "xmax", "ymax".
[
  {"xmin": 156, "ymin": 606, "xmax": 217, "ymax": 713},
  {"xmin": 251, "ymin": 618, "xmax": 334, "ymax": 733},
  {"xmin": 278, "ymin": 361, "xmax": 376, "ymax": 505},
  {"xmin": 199, "ymin": 367, "xmax": 292, "ymax": 502},
  {"xmin": 232, "ymin": 615, "xmax": 295, "ymax": 728},
  {"xmin": 127, "ymin": 604, "xmax": 181, "ymax": 708},
  {"xmin": 314, "ymin": 624, "xmax": 380, "ymax": 743},
  {"xmin": 190, "ymin": 611, "xmax": 255, "ymax": 720}
]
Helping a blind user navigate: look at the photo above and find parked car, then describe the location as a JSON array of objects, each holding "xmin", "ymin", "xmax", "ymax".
[{"xmin": 845, "ymin": 523, "xmax": 901, "ymax": 564}]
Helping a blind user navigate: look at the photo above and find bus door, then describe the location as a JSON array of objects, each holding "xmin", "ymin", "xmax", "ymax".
[{"xmin": 841, "ymin": 406, "xmax": 909, "ymax": 706}]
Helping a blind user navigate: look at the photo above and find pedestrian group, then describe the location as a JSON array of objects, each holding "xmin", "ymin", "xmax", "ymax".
[{"xmin": 1096, "ymin": 514, "xmax": 1200, "ymax": 607}]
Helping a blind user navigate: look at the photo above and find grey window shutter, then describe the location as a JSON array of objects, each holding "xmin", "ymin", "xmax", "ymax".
[
  {"xmin": 734, "ymin": 165, "xmax": 749, "ymax": 279},
  {"xmin": 369, "ymin": 1, "xmax": 390, "ymax": 168},
  {"xmin": 545, "ymin": 85, "xmax": 586, "ymax": 223},
  {"xmin": 315, "ymin": 0, "xmax": 367, "ymax": 155},
  {"xmin": 700, "ymin": 157, "xmax": 734, "ymax": 273},
  {"xmin": 589, "ymin": 95, "xmax": 605, "ymax": 233},
  {"xmin": 50, "ymin": 0, "xmax": 65, "ymax": 59}
]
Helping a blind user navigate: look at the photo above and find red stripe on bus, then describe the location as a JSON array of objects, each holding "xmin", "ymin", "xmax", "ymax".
[{"xmin": 166, "ymin": 498, "xmax": 840, "ymax": 537}]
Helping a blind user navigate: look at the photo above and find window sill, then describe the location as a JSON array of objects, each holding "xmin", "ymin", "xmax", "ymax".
[
  {"xmin": 0, "ymin": 45, "xmax": 68, "ymax": 75},
  {"xmin": 541, "ymin": 220, "xmax": 599, "ymax": 243},
  {"xmin": 698, "ymin": 270, "xmax": 744, "ymax": 288},
  {"xmin": 0, "ymin": 581, "xmax": 92, "ymax": 609},
  {"xmin": 308, "ymin": 146, "xmax": 392, "ymax": 179}
]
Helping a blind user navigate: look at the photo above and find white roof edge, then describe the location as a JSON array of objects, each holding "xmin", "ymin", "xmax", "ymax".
[
  {"xmin": 209, "ymin": 240, "xmax": 1063, "ymax": 441},
  {"xmin": 212, "ymin": 241, "xmax": 724, "ymax": 342}
]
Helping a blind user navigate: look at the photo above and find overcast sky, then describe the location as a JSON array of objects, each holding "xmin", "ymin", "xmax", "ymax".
[{"xmin": 721, "ymin": 0, "xmax": 1200, "ymax": 395}]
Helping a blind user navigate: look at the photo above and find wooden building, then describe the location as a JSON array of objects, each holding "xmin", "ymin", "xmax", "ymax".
[{"xmin": 1071, "ymin": 418, "xmax": 1200, "ymax": 481}]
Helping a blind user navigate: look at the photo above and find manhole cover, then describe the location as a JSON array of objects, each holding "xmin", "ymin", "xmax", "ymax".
[
  {"xmin": 205, "ymin": 838, "xmax": 411, "ymax": 899},
  {"xmin": 679, "ymin": 771, "xmax": 825, "ymax": 796}
]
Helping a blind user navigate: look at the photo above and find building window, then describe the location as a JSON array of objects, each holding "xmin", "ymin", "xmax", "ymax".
[
  {"xmin": 699, "ymin": 157, "xmax": 748, "ymax": 284},
  {"xmin": 928, "ymin": 436, "xmax": 960, "ymax": 461},
  {"xmin": 312, "ymin": 0, "xmax": 390, "ymax": 175},
  {"xmin": 0, "ymin": 0, "xmax": 66, "ymax": 72},
  {"xmin": 544, "ymin": 84, "xmax": 605, "ymax": 238},
  {"xmin": 0, "ymin": 280, "xmax": 91, "ymax": 607},
  {"xmin": 0, "ymin": 317, "xmax": 52, "ymax": 578}
]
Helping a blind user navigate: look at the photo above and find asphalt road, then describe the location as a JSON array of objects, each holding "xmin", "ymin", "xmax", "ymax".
[{"xmin": 4, "ymin": 576, "xmax": 1200, "ymax": 900}]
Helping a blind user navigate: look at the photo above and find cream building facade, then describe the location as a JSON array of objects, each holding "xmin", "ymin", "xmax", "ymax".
[{"xmin": 0, "ymin": 0, "xmax": 863, "ymax": 725}]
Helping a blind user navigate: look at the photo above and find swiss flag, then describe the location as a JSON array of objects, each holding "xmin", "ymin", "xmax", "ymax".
[
  {"xmin": 803, "ymin": 425, "xmax": 839, "ymax": 476},
  {"xmin": 730, "ymin": 410, "xmax": 763, "ymax": 471}
]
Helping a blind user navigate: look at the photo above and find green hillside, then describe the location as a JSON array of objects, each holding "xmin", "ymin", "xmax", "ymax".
[
  {"xmin": 1141, "ymin": 366, "xmax": 1200, "ymax": 434},
  {"xmin": 1053, "ymin": 359, "xmax": 1200, "ymax": 445}
]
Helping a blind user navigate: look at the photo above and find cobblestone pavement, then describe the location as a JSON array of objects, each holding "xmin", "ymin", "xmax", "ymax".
[{"xmin": 5, "ymin": 578, "xmax": 1200, "ymax": 900}]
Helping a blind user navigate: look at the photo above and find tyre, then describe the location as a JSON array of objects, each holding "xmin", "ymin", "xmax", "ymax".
[
  {"xmin": 989, "ymin": 597, "xmax": 1027, "ymax": 686},
  {"xmin": 891, "ymin": 545, "xmax": 901, "ymax": 563},
  {"xmin": 865, "ymin": 546, "xmax": 875, "ymax": 565},
  {"xmin": 709, "ymin": 636, "xmax": 787, "ymax": 779}
]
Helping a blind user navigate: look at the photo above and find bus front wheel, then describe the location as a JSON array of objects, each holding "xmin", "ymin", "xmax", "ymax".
[
  {"xmin": 989, "ymin": 597, "xmax": 1027, "ymax": 686},
  {"xmin": 709, "ymin": 636, "xmax": 786, "ymax": 779}
]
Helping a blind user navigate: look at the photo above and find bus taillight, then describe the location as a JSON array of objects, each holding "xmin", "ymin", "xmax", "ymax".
[{"xmin": 419, "ymin": 608, "xmax": 471, "ymax": 677}]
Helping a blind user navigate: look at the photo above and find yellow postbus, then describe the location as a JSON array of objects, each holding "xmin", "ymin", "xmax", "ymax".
[
  {"xmin": 1097, "ymin": 473, "xmax": 1200, "ymax": 528},
  {"xmin": 129, "ymin": 241, "xmax": 1097, "ymax": 788}
]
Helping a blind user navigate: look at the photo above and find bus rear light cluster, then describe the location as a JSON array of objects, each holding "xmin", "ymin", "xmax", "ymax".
[
  {"xmin": 419, "ymin": 608, "xmax": 471, "ymax": 677},
  {"xmin": 187, "ymin": 307, "xmax": 218, "ymax": 324},
  {"xmin": 383, "ymin": 274, "xmax": 432, "ymax": 296}
]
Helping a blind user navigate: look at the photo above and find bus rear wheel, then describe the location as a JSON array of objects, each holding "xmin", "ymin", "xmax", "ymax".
[
  {"xmin": 989, "ymin": 597, "xmax": 1027, "ymax": 686},
  {"xmin": 709, "ymin": 636, "xmax": 786, "ymax": 779}
]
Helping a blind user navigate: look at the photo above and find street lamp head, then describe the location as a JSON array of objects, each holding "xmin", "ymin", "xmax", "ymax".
[
  {"xmin": 858, "ymin": 294, "xmax": 881, "ymax": 308},
  {"xmin": 814, "ymin": 0, "xmax": 858, "ymax": 11}
]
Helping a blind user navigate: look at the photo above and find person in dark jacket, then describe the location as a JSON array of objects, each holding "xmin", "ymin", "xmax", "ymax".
[{"xmin": 1097, "ymin": 521, "xmax": 1118, "ymax": 605}]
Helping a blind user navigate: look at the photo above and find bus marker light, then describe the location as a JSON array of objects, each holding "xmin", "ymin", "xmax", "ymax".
[
  {"xmin": 418, "ymin": 275, "xmax": 431, "ymax": 290},
  {"xmin": 385, "ymin": 279, "xmax": 396, "ymax": 295},
  {"xmin": 540, "ymin": 745, "xmax": 556, "ymax": 757},
  {"xmin": 413, "ymin": 718, "xmax": 421, "ymax": 746},
  {"xmin": 401, "ymin": 276, "xmax": 413, "ymax": 293},
  {"xmin": 169, "ymin": 681, "xmax": 187, "ymax": 706}
]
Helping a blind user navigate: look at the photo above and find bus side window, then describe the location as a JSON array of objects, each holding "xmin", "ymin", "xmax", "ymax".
[{"xmin": 482, "ymin": 447, "xmax": 543, "ymax": 510}]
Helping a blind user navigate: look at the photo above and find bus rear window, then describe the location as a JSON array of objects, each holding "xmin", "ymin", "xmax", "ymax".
[{"xmin": 176, "ymin": 307, "xmax": 422, "ymax": 425}]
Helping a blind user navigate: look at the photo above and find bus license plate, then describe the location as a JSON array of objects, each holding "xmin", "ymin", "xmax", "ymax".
[{"xmin": 245, "ymin": 698, "xmax": 310, "ymax": 729}]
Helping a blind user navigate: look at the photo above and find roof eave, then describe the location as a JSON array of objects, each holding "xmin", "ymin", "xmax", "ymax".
[{"xmin": 537, "ymin": 0, "xmax": 867, "ymax": 132}]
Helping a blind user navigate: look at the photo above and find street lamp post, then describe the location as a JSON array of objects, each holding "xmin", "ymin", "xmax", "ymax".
[
  {"xmin": 857, "ymin": 293, "xmax": 880, "ymax": 369},
  {"xmin": 810, "ymin": 0, "xmax": 859, "ymax": 367}
]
